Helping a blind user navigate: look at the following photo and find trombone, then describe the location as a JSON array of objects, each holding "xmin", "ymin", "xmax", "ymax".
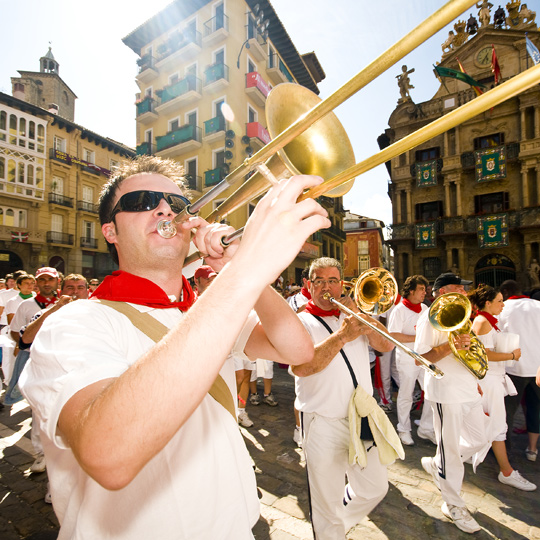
[{"xmin": 325, "ymin": 268, "xmax": 444, "ymax": 379}]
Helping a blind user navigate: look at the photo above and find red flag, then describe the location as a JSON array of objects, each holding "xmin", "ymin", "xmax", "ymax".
[
  {"xmin": 456, "ymin": 57, "xmax": 483, "ymax": 96},
  {"xmin": 491, "ymin": 44, "xmax": 501, "ymax": 84}
]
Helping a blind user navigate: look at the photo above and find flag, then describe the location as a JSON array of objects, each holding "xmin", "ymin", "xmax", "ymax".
[
  {"xmin": 434, "ymin": 65, "xmax": 486, "ymax": 90},
  {"xmin": 525, "ymin": 33, "xmax": 540, "ymax": 65},
  {"xmin": 456, "ymin": 58, "xmax": 483, "ymax": 96},
  {"xmin": 11, "ymin": 231, "xmax": 29, "ymax": 243},
  {"xmin": 491, "ymin": 44, "xmax": 501, "ymax": 84}
]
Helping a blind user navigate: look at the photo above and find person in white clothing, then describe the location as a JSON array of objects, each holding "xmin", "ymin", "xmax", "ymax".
[
  {"xmin": 468, "ymin": 284, "xmax": 535, "ymax": 491},
  {"xmin": 388, "ymin": 274, "xmax": 434, "ymax": 446},
  {"xmin": 498, "ymin": 280, "xmax": 540, "ymax": 462},
  {"xmin": 287, "ymin": 266, "xmax": 311, "ymax": 313},
  {"xmin": 292, "ymin": 257, "xmax": 394, "ymax": 540},
  {"xmin": 415, "ymin": 272, "xmax": 487, "ymax": 534},
  {"xmin": 19, "ymin": 155, "xmax": 329, "ymax": 540},
  {"xmin": 5, "ymin": 274, "xmax": 36, "ymax": 325},
  {"xmin": 0, "ymin": 273, "xmax": 19, "ymax": 330}
]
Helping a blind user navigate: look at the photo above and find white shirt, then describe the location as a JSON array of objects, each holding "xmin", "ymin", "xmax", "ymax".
[
  {"xmin": 287, "ymin": 290, "xmax": 310, "ymax": 312},
  {"xmin": 387, "ymin": 301, "xmax": 427, "ymax": 365},
  {"xmin": 498, "ymin": 297, "xmax": 540, "ymax": 377},
  {"xmin": 9, "ymin": 297, "xmax": 43, "ymax": 335},
  {"xmin": 295, "ymin": 312, "xmax": 372, "ymax": 418},
  {"xmin": 20, "ymin": 299, "xmax": 259, "ymax": 540},
  {"xmin": 5, "ymin": 293, "xmax": 35, "ymax": 320},
  {"xmin": 0, "ymin": 288, "xmax": 18, "ymax": 325},
  {"xmin": 415, "ymin": 309, "xmax": 479, "ymax": 403}
]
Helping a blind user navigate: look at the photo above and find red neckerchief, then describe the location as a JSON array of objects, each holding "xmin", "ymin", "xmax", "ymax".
[
  {"xmin": 476, "ymin": 310, "xmax": 499, "ymax": 331},
  {"xmin": 92, "ymin": 270, "xmax": 195, "ymax": 311},
  {"xmin": 34, "ymin": 293, "xmax": 57, "ymax": 309},
  {"xmin": 402, "ymin": 298, "xmax": 422, "ymax": 314},
  {"xmin": 301, "ymin": 287, "xmax": 312, "ymax": 300},
  {"xmin": 303, "ymin": 300, "xmax": 340, "ymax": 318},
  {"xmin": 507, "ymin": 295, "xmax": 528, "ymax": 300}
]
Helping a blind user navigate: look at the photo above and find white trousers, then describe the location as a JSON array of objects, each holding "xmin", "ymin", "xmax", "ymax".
[
  {"xmin": 378, "ymin": 349, "xmax": 399, "ymax": 404},
  {"xmin": 431, "ymin": 399, "xmax": 487, "ymax": 507},
  {"xmin": 302, "ymin": 412, "xmax": 388, "ymax": 540},
  {"xmin": 396, "ymin": 358, "xmax": 433, "ymax": 434}
]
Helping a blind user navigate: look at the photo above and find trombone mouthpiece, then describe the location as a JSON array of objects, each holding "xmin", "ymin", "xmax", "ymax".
[
  {"xmin": 323, "ymin": 293, "xmax": 332, "ymax": 300},
  {"xmin": 157, "ymin": 220, "xmax": 177, "ymax": 239}
]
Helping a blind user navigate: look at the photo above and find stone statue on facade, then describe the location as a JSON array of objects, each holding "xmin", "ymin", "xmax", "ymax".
[
  {"xmin": 519, "ymin": 3, "xmax": 536, "ymax": 25},
  {"xmin": 396, "ymin": 65, "xmax": 415, "ymax": 103},
  {"xmin": 506, "ymin": 0, "xmax": 536, "ymax": 28},
  {"xmin": 467, "ymin": 14, "xmax": 479, "ymax": 35},
  {"xmin": 453, "ymin": 20, "xmax": 469, "ymax": 48},
  {"xmin": 442, "ymin": 31, "xmax": 455, "ymax": 54},
  {"xmin": 528, "ymin": 258, "xmax": 540, "ymax": 288},
  {"xmin": 494, "ymin": 5, "xmax": 507, "ymax": 28},
  {"xmin": 477, "ymin": 0, "xmax": 494, "ymax": 26}
]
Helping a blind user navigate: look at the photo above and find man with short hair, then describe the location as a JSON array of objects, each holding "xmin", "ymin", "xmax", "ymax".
[
  {"xmin": 20, "ymin": 155, "xmax": 328, "ymax": 538},
  {"xmin": 5, "ymin": 274, "xmax": 36, "ymax": 325},
  {"xmin": 292, "ymin": 257, "xmax": 395, "ymax": 539},
  {"xmin": 288, "ymin": 266, "xmax": 311, "ymax": 312},
  {"xmin": 88, "ymin": 279, "xmax": 100, "ymax": 294},
  {"xmin": 498, "ymin": 279, "xmax": 540, "ymax": 462},
  {"xmin": 415, "ymin": 272, "xmax": 487, "ymax": 534}
]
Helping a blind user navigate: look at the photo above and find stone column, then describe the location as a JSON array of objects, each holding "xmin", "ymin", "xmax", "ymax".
[
  {"xmin": 521, "ymin": 108, "xmax": 526, "ymax": 140},
  {"xmin": 522, "ymin": 167, "xmax": 529, "ymax": 207},
  {"xmin": 444, "ymin": 181, "xmax": 451, "ymax": 217},
  {"xmin": 535, "ymin": 107, "xmax": 540, "ymax": 139},
  {"xmin": 456, "ymin": 180, "xmax": 462, "ymax": 215},
  {"xmin": 396, "ymin": 190, "xmax": 402, "ymax": 223},
  {"xmin": 406, "ymin": 187, "xmax": 412, "ymax": 222},
  {"xmin": 525, "ymin": 242, "xmax": 532, "ymax": 267}
]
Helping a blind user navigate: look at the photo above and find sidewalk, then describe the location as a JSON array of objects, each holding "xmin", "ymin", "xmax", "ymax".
[{"xmin": 0, "ymin": 366, "xmax": 538, "ymax": 539}]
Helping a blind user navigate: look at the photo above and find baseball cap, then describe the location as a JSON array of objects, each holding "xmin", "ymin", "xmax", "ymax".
[
  {"xmin": 35, "ymin": 267, "xmax": 59, "ymax": 279},
  {"xmin": 433, "ymin": 272, "xmax": 472, "ymax": 291},
  {"xmin": 194, "ymin": 265, "xmax": 217, "ymax": 280}
]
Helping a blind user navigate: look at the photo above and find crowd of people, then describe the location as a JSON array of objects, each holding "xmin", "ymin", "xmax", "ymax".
[{"xmin": 0, "ymin": 155, "xmax": 538, "ymax": 539}]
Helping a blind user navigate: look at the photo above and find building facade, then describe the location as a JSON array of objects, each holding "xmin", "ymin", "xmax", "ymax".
[
  {"xmin": 384, "ymin": 2, "xmax": 540, "ymax": 290},
  {"xmin": 123, "ymin": 0, "xmax": 346, "ymax": 284},
  {"xmin": 0, "ymin": 51, "xmax": 134, "ymax": 278}
]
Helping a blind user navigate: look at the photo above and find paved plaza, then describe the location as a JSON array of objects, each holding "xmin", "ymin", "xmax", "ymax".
[{"xmin": 0, "ymin": 366, "xmax": 538, "ymax": 539}]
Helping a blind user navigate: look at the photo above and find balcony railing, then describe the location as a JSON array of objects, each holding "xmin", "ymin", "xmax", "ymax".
[
  {"xmin": 136, "ymin": 142, "xmax": 156, "ymax": 156},
  {"xmin": 246, "ymin": 122, "xmax": 270, "ymax": 145},
  {"xmin": 137, "ymin": 55, "xmax": 157, "ymax": 74},
  {"xmin": 204, "ymin": 63, "xmax": 229, "ymax": 86},
  {"xmin": 156, "ymin": 124, "xmax": 201, "ymax": 152},
  {"xmin": 157, "ymin": 75, "xmax": 201, "ymax": 104},
  {"xmin": 49, "ymin": 193, "xmax": 74, "ymax": 208},
  {"xmin": 157, "ymin": 29, "xmax": 201, "ymax": 60},
  {"xmin": 80, "ymin": 237, "xmax": 98, "ymax": 249},
  {"xmin": 77, "ymin": 201, "xmax": 99, "ymax": 213},
  {"xmin": 204, "ymin": 166, "xmax": 227, "ymax": 187},
  {"xmin": 46, "ymin": 231, "xmax": 73, "ymax": 245},
  {"xmin": 136, "ymin": 97, "xmax": 156, "ymax": 116},
  {"xmin": 203, "ymin": 14, "xmax": 229, "ymax": 37},
  {"xmin": 204, "ymin": 115, "xmax": 225, "ymax": 136},
  {"xmin": 267, "ymin": 52, "xmax": 294, "ymax": 83}
]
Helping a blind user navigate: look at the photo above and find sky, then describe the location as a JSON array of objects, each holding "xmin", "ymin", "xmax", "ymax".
[{"xmin": 0, "ymin": 0, "xmax": 488, "ymax": 230}]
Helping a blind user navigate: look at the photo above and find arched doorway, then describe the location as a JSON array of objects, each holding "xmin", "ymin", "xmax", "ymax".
[
  {"xmin": 0, "ymin": 250, "xmax": 24, "ymax": 277},
  {"xmin": 48, "ymin": 256, "xmax": 65, "ymax": 275},
  {"xmin": 474, "ymin": 254, "xmax": 515, "ymax": 287}
]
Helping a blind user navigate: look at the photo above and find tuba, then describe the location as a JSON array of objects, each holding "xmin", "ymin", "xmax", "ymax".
[{"xmin": 428, "ymin": 293, "xmax": 488, "ymax": 379}]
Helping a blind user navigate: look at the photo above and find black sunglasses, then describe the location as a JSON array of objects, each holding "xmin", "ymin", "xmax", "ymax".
[{"xmin": 109, "ymin": 190, "xmax": 190, "ymax": 221}]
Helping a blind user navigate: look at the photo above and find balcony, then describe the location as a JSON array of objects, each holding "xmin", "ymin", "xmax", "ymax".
[
  {"xmin": 156, "ymin": 29, "xmax": 202, "ymax": 71},
  {"xmin": 49, "ymin": 192, "xmax": 74, "ymax": 208},
  {"xmin": 323, "ymin": 224, "xmax": 346, "ymax": 241},
  {"xmin": 203, "ymin": 115, "xmax": 226, "ymax": 143},
  {"xmin": 245, "ymin": 72, "xmax": 271, "ymax": 107},
  {"xmin": 46, "ymin": 231, "xmax": 73, "ymax": 245},
  {"xmin": 77, "ymin": 201, "xmax": 99, "ymax": 213},
  {"xmin": 245, "ymin": 32, "xmax": 267, "ymax": 62},
  {"xmin": 155, "ymin": 76, "xmax": 202, "ymax": 115},
  {"xmin": 204, "ymin": 166, "xmax": 227, "ymax": 187},
  {"xmin": 136, "ymin": 55, "xmax": 158, "ymax": 84},
  {"xmin": 246, "ymin": 122, "xmax": 270, "ymax": 151},
  {"xmin": 156, "ymin": 124, "xmax": 202, "ymax": 157},
  {"xmin": 80, "ymin": 237, "xmax": 98, "ymax": 249},
  {"xmin": 185, "ymin": 174, "xmax": 202, "ymax": 192},
  {"xmin": 136, "ymin": 97, "xmax": 158, "ymax": 124},
  {"xmin": 388, "ymin": 224, "xmax": 414, "ymax": 242},
  {"xmin": 136, "ymin": 142, "xmax": 156, "ymax": 156},
  {"xmin": 267, "ymin": 53, "xmax": 293, "ymax": 85},
  {"xmin": 202, "ymin": 14, "xmax": 229, "ymax": 46},
  {"xmin": 204, "ymin": 63, "xmax": 229, "ymax": 92}
]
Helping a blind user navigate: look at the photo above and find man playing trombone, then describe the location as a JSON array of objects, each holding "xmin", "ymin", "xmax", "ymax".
[
  {"xmin": 19, "ymin": 156, "xmax": 330, "ymax": 539},
  {"xmin": 291, "ymin": 257, "xmax": 395, "ymax": 540}
]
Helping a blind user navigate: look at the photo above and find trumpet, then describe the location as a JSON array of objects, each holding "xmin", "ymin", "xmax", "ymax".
[
  {"xmin": 428, "ymin": 293, "xmax": 488, "ymax": 379},
  {"xmin": 326, "ymin": 268, "xmax": 444, "ymax": 379}
]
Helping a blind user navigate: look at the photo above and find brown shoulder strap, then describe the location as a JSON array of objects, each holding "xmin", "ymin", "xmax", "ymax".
[{"xmin": 95, "ymin": 299, "xmax": 236, "ymax": 420}]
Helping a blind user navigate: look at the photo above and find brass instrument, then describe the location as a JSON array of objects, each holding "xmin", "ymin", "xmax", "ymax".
[
  {"xmin": 326, "ymin": 268, "xmax": 444, "ymax": 379},
  {"xmin": 428, "ymin": 293, "xmax": 488, "ymax": 379}
]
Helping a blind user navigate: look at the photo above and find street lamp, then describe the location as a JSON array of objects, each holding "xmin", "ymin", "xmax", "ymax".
[{"xmin": 236, "ymin": 4, "xmax": 270, "ymax": 69}]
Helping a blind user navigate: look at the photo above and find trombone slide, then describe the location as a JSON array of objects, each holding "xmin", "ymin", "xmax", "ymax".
[{"xmin": 324, "ymin": 294, "xmax": 444, "ymax": 379}]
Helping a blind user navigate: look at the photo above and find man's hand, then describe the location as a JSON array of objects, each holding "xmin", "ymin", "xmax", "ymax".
[{"xmin": 453, "ymin": 333, "xmax": 471, "ymax": 351}]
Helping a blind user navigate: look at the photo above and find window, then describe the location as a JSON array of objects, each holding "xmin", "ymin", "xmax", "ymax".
[
  {"xmin": 52, "ymin": 176, "xmax": 64, "ymax": 194},
  {"xmin": 54, "ymin": 136, "xmax": 66, "ymax": 152},
  {"xmin": 474, "ymin": 192, "xmax": 509, "ymax": 214},
  {"xmin": 83, "ymin": 185, "xmax": 94, "ymax": 202},
  {"xmin": 214, "ymin": 149, "xmax": 226, "ymax": 168},
  {"xmin": 415, "ymin": 147, "xmax": 439, "ymax": 162},
  {"xmin": 0, "ymin": 157, "xmax": 4, "ymax": 179},
  {"xmin": 51, "ymin": 213, "xmax": 63, "ymax": 232},
  {"xmin": 215, "ymin": 99, "xmax": 225, "ymax": 118},
  {"xmin": 82, "ymin": 220, "xmax": 95, "ymax": 240},
  {"xmin": 37, "ymin": 125, "xmax": 45, "ymax": 153},
  {"xmin": 186, "ymin": 111, "xmax": 197, "ymax": 126},
  {"xmin": 145, "ymin": 129, "xmax": 153, "ymax": 144},
  {"xmin": 186, "ymin": 63, "xmax": 197, "ymax": 77},
  {"xmin": 423, "ymin": 257, "xmax": 442, "ymax": 280},
  {"xmin": 83, "ymin": 149, "xmax": 95, "ymax": 164},
  {"xmin": 145, "ymin": 87, "xmax": 153, "ymax": 98},
  {"xmin": 268, "ymin": 45, "xmax": 277, "ymax": 68},
  {"xmin": 169, "ymin": 73, "xmax": 179, "ymax": 85},
  {"xmin": 0, "ymin": 207, "xmax": 27, "ymax": 228},
  {"xmin": 19, "ymin": 118, "xmax": 26, "ymax": 146},
  {"xmin": 248, "ymin": 58, "xmax": 256, "ymax": 73},
  {"xmin": 358, "ymin": 255, "xmax": 370, "ymax": 272},
  {"xmin": 9, "ymin": 114, "xmax": 17, "ymax": 144},
  {"xmin": 415, "ymin": 201, "xmax": 443, "ymax": 221},
  {"xmin": 214, "ymin": 49, "xmax": 225, "ymax": 65},
  {"xmin": 169, "ymin": 118, "xmax": 180, "ymax": 131},
  {"xmin": 185, "ymin": 159, "xmax": 198, "ymax": 190},
  {"xmin": 525, "ymin": 107, "xmax": 535, "ymax": 140},
  {"xmin": 4, "ymin": 209, "xmax": 14, "ymax": 227},
  {"xmin": 248, "ymin": 106, "xmax": 257, "ymax": 124},
  {"xmin": 474, "ymin": 133, "xmax": 504, "ymax": 149}
]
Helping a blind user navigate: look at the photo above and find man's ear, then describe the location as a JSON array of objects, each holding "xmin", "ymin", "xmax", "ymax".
[{"xmin": 102, "ymin": 222, "xmax": 117, "ymax": 244}]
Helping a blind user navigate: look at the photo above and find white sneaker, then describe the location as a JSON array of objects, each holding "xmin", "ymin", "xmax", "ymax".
[
  {"xmin": 417, "ymin": 427, "xmax": 437, "ymax": 445},
  {"xmin": 238, "ymin": 409, "xmax": 253, "ymax": 428},
  {"xmin": 441, "ymin": 502, "xmax": 481, "ymax": 533},
  {"xmin": 498, "ymin": 470, "xmax": 537, "ymax": 491},
  {"xmin": 44, "ymin": 482, "xmax": 52, "ymax": 504},
  {"xmin": 525, "ymin": 448, "xmax": 538, "ymax": 462},
  {"xmin": 399, "ymin": 431, "xmax": 414, "ymax": 446},
  {"xmin": 293, "ymin": 426, "xmax": 303, "ymax": 448},
  {"xmin": 30, "ymin": 453, "xmax": 46, "ymax": 473},
  {"xmin": 421, "ymin": 456, "xmax": 440, "ymax": 490}
]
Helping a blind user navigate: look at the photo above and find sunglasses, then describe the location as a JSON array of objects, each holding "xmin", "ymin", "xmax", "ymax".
[{"xmin": 109, "ymin": 190, "xmax": 190, "ymax": 221}]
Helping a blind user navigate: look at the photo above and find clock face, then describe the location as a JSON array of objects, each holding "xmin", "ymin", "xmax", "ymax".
[{"xmin": 477, "ymin": 46, "xmax": 491, "ymax": 66}]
